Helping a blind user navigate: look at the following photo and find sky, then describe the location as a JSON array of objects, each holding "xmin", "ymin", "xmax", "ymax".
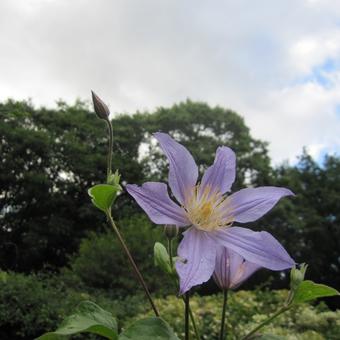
[{"xmin": 1, "ymin": 0, "xmax": 340, "ymax": 164}]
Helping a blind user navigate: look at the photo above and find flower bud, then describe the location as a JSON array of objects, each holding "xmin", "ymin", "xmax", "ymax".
[
  {"xmin": 91, "ymin": 90, "xmax": 110, "ymax": 120},
  {"xmin": 107, "ymin": 170, "xmax": 122, "ymax": 189},
  {"xmin": 154, "ymin": 242, "xmax": 172, "ymax": 275},
  {"xmin": 164, "ymin": 224, "xmax": 179, "ymax": 240},
  {"xmin": 290, "ymin": 263, "xmax": 308, "ymax": 291}
]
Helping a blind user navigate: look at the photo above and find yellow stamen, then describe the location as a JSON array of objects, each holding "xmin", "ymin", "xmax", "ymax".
[{"xmin": 184, "ymin": 184, "xmax": 233, "ymax": 231}]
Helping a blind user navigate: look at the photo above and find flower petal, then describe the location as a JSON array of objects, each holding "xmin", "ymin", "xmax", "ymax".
[
  {"xmin": 154, "ymin": 132, "xmax": 198, "ymax": 205},
  {"xmin": 213, "ymin": 246, "xmax": 236, "ymax": 289},
  {"xmin": 201, "ymin": 146, "xmax": 236, "ymax": 194},
  {"xmin": 176, "ymin": 227, "xmax": 216, "ymax": 294},
  {"xmin": 227, "ymin": 187, "xmax": 294, "ymax": 223},
  {"xmin": 229, "ymin": 258, "xmax": 260, "ymax": 289},
  {"xmin": 213, "ymin": 246, "xmax": 260, "ymax": 289},
  {"xmin": 213, "ymin": 227, "xmax": 295, "ymax": 270},
  {"xmin": 126, "ymin": 182, "xmax": 189, "ymax": 226}
]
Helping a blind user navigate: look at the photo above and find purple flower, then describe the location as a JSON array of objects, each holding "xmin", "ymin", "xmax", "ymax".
[
  {"xmin": 126, "ymin": 133, "xmax": 295, "ymax": 294},
  {"xmin": 213, "ymin": 247, "xmax": 260, "ymax": 290}
]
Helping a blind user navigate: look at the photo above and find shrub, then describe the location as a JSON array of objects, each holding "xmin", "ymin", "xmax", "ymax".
[
  {"xmin": 1, "ymin": 271, "xmax": 339, "ymax": 339},
  {"xmin": 0, "ymin": 271, "xmax": 145, "ymax": 339},
  {"xmin": 131, "ymin": 291, "xmax": 340, "ymax": 339},
  {"xmin": 67, "ymin": 214, "xmax": 174, "ymax": 297},
  {"xmin": 0, "ymin": 271, "xmax": 82, "ymax": 339}
]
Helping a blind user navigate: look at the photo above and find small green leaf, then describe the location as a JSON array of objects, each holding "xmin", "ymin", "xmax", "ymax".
[
  {"xmin": 36, "ymin": 301, "xmax": 118, "ymax": 340},
  {"xmin": 290, "ymin": 263, "xmax": 308, "ymax": 291},
  {"xmin": 107, "ymin": 170, "xmax": 122, "ymax": 188},
  {"xmin": 119, "ymin": 317, "xmax": 179, "ymax": 340},
  {"xmin": 154, "ymin": 242, "xmax": 173, "ymax": 275},
  {"xmin": 292, "ymin": 280, "xmax": 340, "ymax": 304},
  {"xmin": 88, "ymin": 184, "xmax": 119, "ymax": 212}
]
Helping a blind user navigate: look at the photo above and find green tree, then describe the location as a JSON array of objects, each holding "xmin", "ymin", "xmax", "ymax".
[
  {"xmin": 0, "ymin": 99, "xmax": 273, "ymax": 273},
  {"xmin": 135, "ymin": 100, "xmax": 272, "ymax": 189},
  {"xmin": 0, "ymin": 100, "xmax": 144, "ymax": 271},
  {"xmin": 256, "ymin": 152, "xmax": 340, "ymax": 299}
]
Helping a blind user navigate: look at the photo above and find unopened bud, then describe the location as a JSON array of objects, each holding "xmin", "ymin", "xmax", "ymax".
[
  {"xmin": 91, "ymin": 90, "xmax": 110, "ymax": 120},
  {"xmin": 290, "ymin": 263, "xmax": 308, "ymax": 290},
  {"xmin": 107, "ymin": 170, "xmax": 122, "ymax": 190},
  {"xmin": 154, "ymin": 242, "xmax": 172, "ymax": 275},
  {"xmin": 164, "ymin": 224, "xmax": 179, "ymax": 240}
]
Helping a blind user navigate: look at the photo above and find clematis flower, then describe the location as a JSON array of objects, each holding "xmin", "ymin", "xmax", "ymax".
[
  {"xmin": 126, "ymin": 132, "xmax": 295, "ymax": 294},
  {"xmin": 213, "ymin": 247, "xmax": 260, "ymax": 290}
]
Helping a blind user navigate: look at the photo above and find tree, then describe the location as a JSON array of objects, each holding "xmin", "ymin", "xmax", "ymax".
[
  {"xmin": 256, "ymin": 152, "xmax": 340, "ymax": 299},
  {"xmin": 0, "ymin": 100, "xmax": 144, "ymax": 271},
  {"xmin": 134, "ymin": 100, "xmax": 272, "ymax": 185},
  {"xmin": 0, "ymin": 99, "xmax": 272, "ymax": 272}
]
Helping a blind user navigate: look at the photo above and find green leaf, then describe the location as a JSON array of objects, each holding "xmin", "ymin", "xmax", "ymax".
[
  {"xmin": 88, "ymin": 184, "xmax": 119, "ymax": 212},
  {"xmin": 292, "ymin": 280, "xmax": 340, "ymax": 304},
  {"xmin": 154, "ymin": 242, "xmax": 172, "ymax": 275},
  {"xmin": 36, "ymin": 301, "xmax": 118, "ymax": 340},
  {"xmin": 119, "ymin": 317, "xmax": 179, "ymax": 340}
]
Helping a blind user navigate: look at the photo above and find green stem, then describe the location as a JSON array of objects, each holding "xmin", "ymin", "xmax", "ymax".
[
  {"xmin": 167, "ymin": 239, "xmax": 201, "ymax": 339},
  {"xmin": 241, "ymin": 306, "xmax": 290, "ymax": 340},
  {"xmin": 187, "ymin": 304, "xmax": 200, "ymax": 340},
  {"xmin": 106, "ymin": 119, "xmax": 113, "ymax": 183},
  {"xmin": 107, "ymin": 213, "xmax": 160, "ymax": 317},
  {"xmin": 185, "ymin": 292, "xmax": 190, "ymax": 340},
  {"xmin": 219, "ymin": 289, "xmax": 228, "ymax": 340},
  {"xmin": 168, "ymin": 238, "xmax": 174, "ymax": 268}
]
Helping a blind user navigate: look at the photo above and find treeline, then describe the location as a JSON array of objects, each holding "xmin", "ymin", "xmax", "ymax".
[{"xmin": 0, "ymin": 99, "xmax": 339, "ymax": 305}]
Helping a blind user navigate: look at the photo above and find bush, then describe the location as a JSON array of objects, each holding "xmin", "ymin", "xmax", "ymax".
[
  {"xmin": 131, "ymin": 291, "xmax": 340, "ymax": 339},
  {"xmin": 1, "ymin": 271, "xmax": 339, "ymax": 339},
  {"xmin": 0, "ymin": 270, "xmax": 148, "ymax": 339},
  {"xmin": 66, "ymin": 214, "xmax": 174, "ymax": 297},
  {"xmin": 0, "ymin": 271, "xmax": 81, "ymax": 339}
]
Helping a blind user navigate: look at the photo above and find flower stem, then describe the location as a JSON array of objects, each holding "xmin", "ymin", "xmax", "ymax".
[
  {"xmin": 187, "ymin": 303, "xmax": 200, "ymax": 340},
  {"xmin": 106, "ymin": 119, "xmax": 113, "ymax": 183},
  {"xmin": 185, "ymin": 292, "xmax": 190, "ymax": 340},
  {"xmin": 167, "ymin": 239, "xmax": 201, "ymax": 340},
  {"xmin": 102, "ymin": 112, "xmax": 159, "ymax": 315},
  {"xmin": 241, "ymin": 306, "xmax": 290, "ymax": 340},
  {"xmin": 106, "ymin": 212, "xmax": 160, "ymax": 317},
  {"xmin": 168, "ymin": 238, "xmax": 173, "ymax": 268},
  {"xmin": 219, "ymin": 289, "xmax": 228, "ymax": 340}
]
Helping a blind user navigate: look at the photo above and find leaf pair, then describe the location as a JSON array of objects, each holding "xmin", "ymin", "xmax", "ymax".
[
  {"xmin": 37, "ymin": 301, "xmax": 179, "ymax": 340},
  {"xmin": 291, "ymin": 280, "xmax": 339, "ymax": 304},
  {"xmin": 88, "ymin": 184, "xmax": 120, "ymax": 213}
]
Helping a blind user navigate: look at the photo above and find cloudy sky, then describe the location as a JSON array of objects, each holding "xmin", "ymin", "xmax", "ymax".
[{"xmin": 1, "ymin": 0, "xmax": 340, "ymax": 164}]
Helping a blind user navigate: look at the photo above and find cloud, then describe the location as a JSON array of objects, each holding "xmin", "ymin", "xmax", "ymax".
[{"xmin": 0, "ymin": 0, "xmax": 340, "ymax": 164}]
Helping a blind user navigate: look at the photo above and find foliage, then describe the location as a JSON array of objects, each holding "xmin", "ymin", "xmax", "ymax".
[
  {"xmin": 37, "ymin": 301, "xmax": 118, "ymax": 340},
  {"xmin": 135, "ymin": 100, "xmax": 272, "ymax": 188},
  {"xmin": 0, "ymin": 271, "xmax": 84, "ymax": 339},
  {"xmin": 0, "ymin": 99, "xmax": 271, "ymax": 272},
  {"xmin": 255, "ymin": 152, "xmax": 340, "ymax": 304},
  {"xmin": 132, "ymin": 291, "xmax": 340, "ymax": 340},
  {"xmin": 66, "ymin": 214, "xmax": 173, "ymax": 296},
  {"xmin": 1, "ymin": 98, "xmax": 340, "ymax": 306},
  {"xmin": 0, "ymin": 100, "xmax": 144, "ymax": 271},
  {"xmin": 0, "ymin": 271, "xmax": 148, "ymax": 339},
  {"xmin": 1, "ymin": 271, "xmax": 339, "ymax": 339}
]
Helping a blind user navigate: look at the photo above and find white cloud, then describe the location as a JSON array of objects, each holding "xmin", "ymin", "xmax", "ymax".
[{"xmin": 0, "ymin": 0, "xmax": 340, "ymax": 164}]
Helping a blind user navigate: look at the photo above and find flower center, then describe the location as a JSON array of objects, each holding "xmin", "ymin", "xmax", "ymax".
[{"xmin": 184, "ymin": 184, "xmax": 233, "ymax": 232}]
